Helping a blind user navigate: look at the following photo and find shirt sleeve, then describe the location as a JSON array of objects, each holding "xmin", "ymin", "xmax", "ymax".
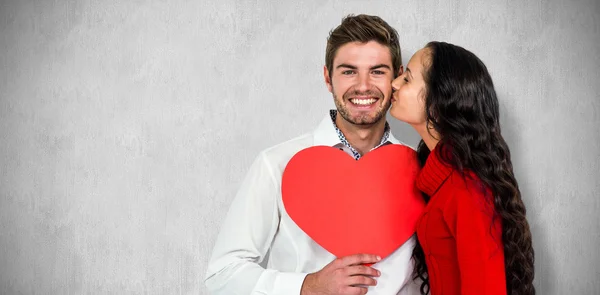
[
  {"xmin": 442, "ymin": 183, "xmax": 506, "ymax": 295},
  {"xmin": 204, "ymin": 152, "xmax": 308, "ymax": 295}
]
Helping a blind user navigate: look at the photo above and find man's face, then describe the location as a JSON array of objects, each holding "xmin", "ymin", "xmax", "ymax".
[{"xmin": 324, "ymin": 41, "xmax": 399, "ymax": 126}]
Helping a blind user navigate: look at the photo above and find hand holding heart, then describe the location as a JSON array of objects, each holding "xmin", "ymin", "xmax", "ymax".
[
  {"xmin": 284, "ymin": 144, "xmax": 426, "ymax": 295},
  {"xmin": 301, "ymin": 253, "xmax": 382, "ymax": 295}
]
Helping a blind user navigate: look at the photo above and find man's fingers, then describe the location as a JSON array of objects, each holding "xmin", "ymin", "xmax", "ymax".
[
  {"xmin": 344, "ymin": 265, "xmax": 380, "ymax": 277},
  {"xmin": 343, "ymin": 286, "xmax": 369, "ymax": 295},
  {"xmin": 346, "ymin": 275, "xmax": 378, "ymax": 287},
  {"xmin": 338, "ymin": 253, "xmax": 381, "ymax": 267}
]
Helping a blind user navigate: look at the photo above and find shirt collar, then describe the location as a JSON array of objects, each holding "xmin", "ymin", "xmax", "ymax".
[{"xmin": 313, "ymin": 109, "xmax": 401, "ymax": 148}]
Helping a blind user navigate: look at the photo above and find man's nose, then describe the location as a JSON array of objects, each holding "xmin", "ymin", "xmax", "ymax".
[{"xmin": 356, "ymin": 73, "xmax": 370, "ymax": 92}]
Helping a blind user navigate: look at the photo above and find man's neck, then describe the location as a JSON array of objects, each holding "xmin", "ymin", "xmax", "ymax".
[{"xmin": 335, "ymin": 113, "xmax": 387, "ymax": 156}]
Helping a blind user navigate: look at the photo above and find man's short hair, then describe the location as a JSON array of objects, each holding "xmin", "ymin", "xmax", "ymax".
[{"xmin": 326, "ymin": 14, "xmax": 402, "ymax": 77}]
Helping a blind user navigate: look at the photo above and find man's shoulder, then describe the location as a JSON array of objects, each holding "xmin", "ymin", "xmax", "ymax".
[
  {"xmin": 249, "ymin": 133, "xmax": 317, "ymax": 179},
  {"xmin": 259, "ymin": 133, "xmax": 315, "ymax": 165}
]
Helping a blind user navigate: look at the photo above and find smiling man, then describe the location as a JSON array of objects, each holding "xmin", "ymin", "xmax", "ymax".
[
  {"xmin": 325, "ymin": 38, "xmax": 397, "ymax": 158},
  {"xmin": 205, "ymin": 14, "xmax": 420, "ymax": 295}
]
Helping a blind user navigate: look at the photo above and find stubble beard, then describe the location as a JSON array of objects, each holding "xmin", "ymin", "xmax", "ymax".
[{"xmin": 333, "ymin": 86, "xmax": 391, "ymax": 126}]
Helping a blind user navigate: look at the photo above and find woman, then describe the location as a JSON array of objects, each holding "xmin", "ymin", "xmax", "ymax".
[{"xmin": 390, "ymin": 41, "xmax": 535, "ymax": 295}]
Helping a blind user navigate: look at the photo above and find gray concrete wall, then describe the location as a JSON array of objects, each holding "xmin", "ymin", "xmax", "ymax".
[{"xmin": 1, "ymin": 0, "xmax": 598, "ymax": 294}]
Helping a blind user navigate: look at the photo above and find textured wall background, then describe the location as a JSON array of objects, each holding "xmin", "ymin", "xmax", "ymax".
[{"xmin": 0, "ymin": 0, "xmax": 598, "ymax": 294}]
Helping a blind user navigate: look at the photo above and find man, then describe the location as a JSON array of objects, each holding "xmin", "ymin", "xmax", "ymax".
[{"xmin": 205, "ymin": 14, "xmax": 419, "ymax": 295}]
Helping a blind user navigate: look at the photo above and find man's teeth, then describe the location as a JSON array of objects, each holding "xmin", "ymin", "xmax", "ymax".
[{"xmin": 351, "ymin": 98, "xmax": 376, "ymax": 105}]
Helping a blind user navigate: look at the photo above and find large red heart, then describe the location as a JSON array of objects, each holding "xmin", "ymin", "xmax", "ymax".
[{"xmin": 282, "ymin": 144, "xmax": 425, "ymax": 260}]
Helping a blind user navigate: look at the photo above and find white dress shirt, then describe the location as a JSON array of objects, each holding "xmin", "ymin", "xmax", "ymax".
[{"xmin": 205, "ymin": 112, "xmax": 422, "ymax": 295}]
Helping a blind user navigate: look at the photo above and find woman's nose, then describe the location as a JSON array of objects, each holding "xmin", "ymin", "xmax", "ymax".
[{"xmin": 391, "ymin": 77, "xmax": 401, "ymax": 91}]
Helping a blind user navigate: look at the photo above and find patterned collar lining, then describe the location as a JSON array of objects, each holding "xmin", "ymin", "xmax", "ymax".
[{"xmin": 329, "ymin": 109, "xmax": 391, "ymax": 160}]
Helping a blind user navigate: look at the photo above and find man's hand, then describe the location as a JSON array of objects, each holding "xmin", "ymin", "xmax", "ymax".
[{"xmin": 300, "ymin": 253, "xmax": 381, "ymax": 295}]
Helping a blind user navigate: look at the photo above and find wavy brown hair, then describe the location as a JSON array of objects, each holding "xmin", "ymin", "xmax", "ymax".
[{"xmin": 411, "ymin": 41, "xmax": 535, "ymax": 295}]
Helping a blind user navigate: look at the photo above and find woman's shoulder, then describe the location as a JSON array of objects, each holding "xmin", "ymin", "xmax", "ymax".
[{"xmin": 441, "ymin": 171, "xmax": 495, "ymax": 216}]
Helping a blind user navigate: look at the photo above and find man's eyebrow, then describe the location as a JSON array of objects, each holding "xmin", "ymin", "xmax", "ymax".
[
  {"xmin": 370, "ymin": 64, "xmax": 392, "ymax": 70},
  {"xmin": 335, "ymin": 64, "xmax": 392, "ymax": 70},
  {"xmin": 336, "ymin": 64, "xmax": 357, "ymax": 69}
]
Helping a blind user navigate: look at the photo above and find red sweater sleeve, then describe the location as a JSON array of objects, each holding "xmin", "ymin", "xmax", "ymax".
[{"xmin": 442, "ymin": 179, "xmax": 506, "ymax": 295}]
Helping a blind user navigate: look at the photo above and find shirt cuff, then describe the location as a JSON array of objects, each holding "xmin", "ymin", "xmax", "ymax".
[{"xmin": 272, "ymin": 272, "xmax": 309, "ymax": 295}]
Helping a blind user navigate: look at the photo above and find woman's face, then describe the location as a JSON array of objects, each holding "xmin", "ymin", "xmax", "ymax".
[{"xmin": 390, "ymin": 48, "xmax": 428, "ymax": 127}]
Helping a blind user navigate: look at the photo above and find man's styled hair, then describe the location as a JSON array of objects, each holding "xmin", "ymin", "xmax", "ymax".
[{"xmin": 326, "ymin": 14, "xmax": 402, "ymax": 77}]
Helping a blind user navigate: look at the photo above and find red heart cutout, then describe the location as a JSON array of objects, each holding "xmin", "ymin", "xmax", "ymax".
[{"xmin": 282, "ymin": 144, "xmax": 425, "ymax": 260}]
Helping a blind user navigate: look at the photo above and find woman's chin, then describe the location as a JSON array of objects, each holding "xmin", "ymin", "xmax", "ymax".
[{"xmin": 388, "ymin": 110, "xmax": 406, "ymax": 123}]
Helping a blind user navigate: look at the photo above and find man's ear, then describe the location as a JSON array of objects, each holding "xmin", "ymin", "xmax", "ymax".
[
  {"xmin": 397, "ymin": 65, "xmax": 404, "ymax": 77},
  {"xmin": 323, "ymin": 66, "xmax": 333, "ymax": 93}
]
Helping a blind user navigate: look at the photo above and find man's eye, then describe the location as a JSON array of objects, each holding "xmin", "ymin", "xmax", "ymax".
[
  {"xmin": 372, "ymin": 70, "xmax": 385, "ymax": 75},
  {"xmin": 342, "ymin": 70, "xmax": 355, "ymax": 75}
]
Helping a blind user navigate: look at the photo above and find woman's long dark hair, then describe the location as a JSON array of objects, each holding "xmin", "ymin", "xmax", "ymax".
[{"xmin": 411, "ymin": 41, "xmax": 535, "ymax": 295}]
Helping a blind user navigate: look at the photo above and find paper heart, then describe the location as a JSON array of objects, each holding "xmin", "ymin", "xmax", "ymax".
[{"xmin": 282, "ymin": 144, "xmax": 425, "ymax": 260}]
